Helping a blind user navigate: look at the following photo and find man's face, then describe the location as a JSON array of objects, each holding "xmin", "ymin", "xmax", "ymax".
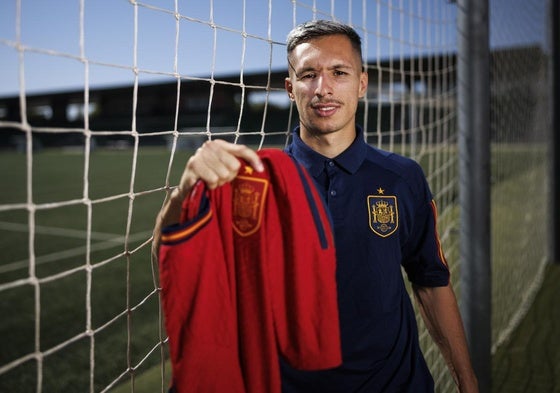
[{"xmin": 285, "ymin": 34, "xmax": 368, "ymax": 137}]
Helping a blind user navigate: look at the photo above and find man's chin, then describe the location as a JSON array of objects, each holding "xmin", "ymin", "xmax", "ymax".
[{"xmin": 306, "ymin": 121, "xmax": 344, "ymax": 135}]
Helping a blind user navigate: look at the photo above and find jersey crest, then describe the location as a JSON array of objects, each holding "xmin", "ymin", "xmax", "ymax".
[
  {"xmin": 232, "ymin": 175, "xmax": 268, "ymax": 236},
  {"xmin": 367, "ymin": 194, "xmax": 398, "ymax": 237}
]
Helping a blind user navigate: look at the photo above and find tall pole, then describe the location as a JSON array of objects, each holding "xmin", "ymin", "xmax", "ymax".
[
  {"xmin": 551, "ymin": 0, "xmax": 560, "ymax": 265},
  {"xmin": 456, "ymin": 0, "xmax": 492, "ymax": 392}
]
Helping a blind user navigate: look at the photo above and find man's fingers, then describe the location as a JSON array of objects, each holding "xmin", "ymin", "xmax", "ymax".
[
  {"xmin": 180, "ymin": 140, "xmax": 264, "ymax": 192},
  {"xmin": 215, "ymin": 140, "xmax": 265, "ymax": 173},
  {"xmin": 163, "ymin": 139, "xmax": 265, "ymax": 228}
]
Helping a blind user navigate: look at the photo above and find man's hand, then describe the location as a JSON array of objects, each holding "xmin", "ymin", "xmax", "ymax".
[
  {"xmin": 178, "ymin": 139, "xmax": 264, "ymax": 196},
  {"xmin": 153, "ymin": 140, "xmax": 264, "ymax": 255}
]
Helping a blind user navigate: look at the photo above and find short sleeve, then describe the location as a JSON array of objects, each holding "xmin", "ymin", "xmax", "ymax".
[{"xmin": 400, "ymin": 173, "xmax": 450, "ymax": 287}]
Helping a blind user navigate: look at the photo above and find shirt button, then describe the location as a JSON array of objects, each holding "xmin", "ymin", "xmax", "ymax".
[
  {"xmin": 328, "ymin": 161, "xmax": 335, "ymax": 167},
  {"xmin": 330, "ymin": 190, "xmax": 337, "ymax": 196}
]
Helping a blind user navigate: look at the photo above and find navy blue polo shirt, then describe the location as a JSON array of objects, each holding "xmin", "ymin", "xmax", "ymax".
[{"xmin": 281, "ymin": 127, "xmax": 450, "ymax": 393}]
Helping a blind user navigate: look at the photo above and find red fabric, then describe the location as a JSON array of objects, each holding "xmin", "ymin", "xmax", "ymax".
[{"xmin": 158, "ymin": 148, "xmax": 341, "ymax": 393}]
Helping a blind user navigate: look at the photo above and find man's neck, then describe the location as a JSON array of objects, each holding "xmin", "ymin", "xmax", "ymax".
[{"xmin": 300, "ymin": 126, "xmax": 356, "ymax": 158}]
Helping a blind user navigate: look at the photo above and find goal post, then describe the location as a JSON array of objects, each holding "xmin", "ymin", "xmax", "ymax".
[
  {"xmin": 0, "ymin": 1, "xmax": 552, "ymax": 392},
  {"xmin": 456, "ymin": 0, "xmax": 492, "ymax": 391}
]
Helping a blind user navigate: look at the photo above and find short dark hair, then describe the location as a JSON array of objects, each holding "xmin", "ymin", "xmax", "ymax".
[{"xmin": 286, "ymin": 20, "xmax": 363, "ymax": 62}]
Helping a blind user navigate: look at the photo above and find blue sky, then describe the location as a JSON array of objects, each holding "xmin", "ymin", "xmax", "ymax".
[{"xmin": 0, "ymin": 0, "xmax": 548, "ymax": 97}]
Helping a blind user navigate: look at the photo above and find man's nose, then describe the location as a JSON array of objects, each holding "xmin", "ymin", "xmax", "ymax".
[{"xmin": 314, "ymin": 74, "xmax": 332, "ymax": 97}]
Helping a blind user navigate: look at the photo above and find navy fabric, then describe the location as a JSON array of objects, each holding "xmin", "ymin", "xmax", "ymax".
[{"xmin": 281, "ymin": 127, "xmax": 450, "ymax": 393}]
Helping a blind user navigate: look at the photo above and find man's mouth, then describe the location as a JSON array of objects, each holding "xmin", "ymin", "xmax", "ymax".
[{"xmin": 312, "ymin": 103, "xmax": 341, "ymax": 117}]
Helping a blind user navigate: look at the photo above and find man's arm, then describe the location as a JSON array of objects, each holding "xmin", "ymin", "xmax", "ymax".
[
  {"xmin": 412, "ymin": 283, "xmax": 479, "ymax": 393},
  {"xmin": 152, "ymin": 140, "xmax": 263, "ymax": 256}
]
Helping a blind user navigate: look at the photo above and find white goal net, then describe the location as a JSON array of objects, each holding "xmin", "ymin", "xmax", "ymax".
[{"xmin": 0, "ymin": 1, "xmax": 464, "ymax": 392}]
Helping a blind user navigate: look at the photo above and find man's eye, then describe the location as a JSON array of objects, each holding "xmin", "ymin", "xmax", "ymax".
[
  {"xmin": 334, "ymin": 70, "xmax": 347, "ymax": 76},
  {"xmin": 301, "ymin": 73, "xmax": 315, "ymax": 79}
]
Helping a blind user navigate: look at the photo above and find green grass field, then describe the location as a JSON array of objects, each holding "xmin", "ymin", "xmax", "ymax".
[
  {"xmin": 0, "ymin": 143, "xmax": 550, "ymax": 392},
  {"xmin": 0, "ymin": 146, "xmax": 187, "ymax": 392},
  {"xmin": 492, "ymin": 262, "xmax": 560, "ymax": 393}
]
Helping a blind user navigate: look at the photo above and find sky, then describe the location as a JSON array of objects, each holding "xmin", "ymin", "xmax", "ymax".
[{"xmin": 0, "ymin": 0, "xmax": 549, "ymax": 98}]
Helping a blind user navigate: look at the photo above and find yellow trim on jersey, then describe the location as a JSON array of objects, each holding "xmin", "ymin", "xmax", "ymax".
[
  {"xmin": 161, "ymin": 209, "xmax": 213, "ymax": 243},
  {"xmin": 430, "ymin": 200, "xmax": 448, "ymax": 268}
]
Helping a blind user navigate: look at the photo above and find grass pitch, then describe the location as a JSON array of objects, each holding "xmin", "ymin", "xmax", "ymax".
[{"xmin": 0, "ymin": 146, "xmax": 186, "ymax": 392}]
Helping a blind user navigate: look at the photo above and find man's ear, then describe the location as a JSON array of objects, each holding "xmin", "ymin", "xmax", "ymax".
[
  {"xmin": 359, "ymin": 71, "xmax": 368, "ymax": 98},
  {"xmin": 285, "ymin": 77, "xmax": 295, "ymax": 101}
]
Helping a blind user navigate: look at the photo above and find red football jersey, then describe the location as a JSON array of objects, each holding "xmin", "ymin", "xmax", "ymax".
[{"xmin": 159, "ymin": 148, "xmax": 341, "ymax": 393}]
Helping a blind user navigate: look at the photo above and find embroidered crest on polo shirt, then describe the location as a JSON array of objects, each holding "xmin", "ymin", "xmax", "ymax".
[
  {"xmin": 232, "ymin": 171, "xmax": 269, "ymax": 237},
  {"xmin": 367, "ymin": 188, "xmax": 398, "ymax": 237}
]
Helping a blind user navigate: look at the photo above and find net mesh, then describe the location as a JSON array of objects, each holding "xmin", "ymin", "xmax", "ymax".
[
  {"xmin": 0, "ymin": 0, "xmax": 551, "ymax": 392},
  {"xmin": 488, "ymin": 0, "xmax": 550, "ymax": 352}
]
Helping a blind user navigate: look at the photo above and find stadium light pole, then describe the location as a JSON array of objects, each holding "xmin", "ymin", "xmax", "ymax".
[{"xmin": 455, "ymin": 0, "xmax": 492, "ymax": 392}]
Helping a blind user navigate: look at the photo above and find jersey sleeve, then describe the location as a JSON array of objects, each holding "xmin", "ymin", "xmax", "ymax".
[
  {"xmin": 400, "ymin": 166, "xmax": 450, "ymax": 287},
  {"xmin": 259, "ymin": 149, "xmax": 342, "ymax": 370},
  {"xmin": 158, "ymin": 183, "xmax": 244, "ymax": 392}
]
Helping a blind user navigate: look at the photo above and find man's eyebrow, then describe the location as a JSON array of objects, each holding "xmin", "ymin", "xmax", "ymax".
[
  {"xmin": 328, "ymin": 63, "xmax": 354, "ymax": 71},
  {"xmin": 292, "ymin": 63, "xmax": 354, "ymax": 78}
]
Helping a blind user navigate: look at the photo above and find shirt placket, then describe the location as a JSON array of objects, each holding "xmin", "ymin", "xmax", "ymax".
[{"xmin": 325, "ymin": 159, "xmax": 344, "ymax": 221}]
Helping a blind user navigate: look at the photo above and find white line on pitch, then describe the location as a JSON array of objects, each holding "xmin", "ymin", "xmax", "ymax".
[
  {"xmin": 0, "ymin": 221, "xmax": 122, "ymax": 241},
  {"xmin": 0, "ymin": 227, "xmax": 154, "ymax": 274}
]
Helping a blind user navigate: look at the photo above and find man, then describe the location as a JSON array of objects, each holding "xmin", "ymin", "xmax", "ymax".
[{"xmin": 154, "ymin": 20, "xmax": 478, "ymax": 393}]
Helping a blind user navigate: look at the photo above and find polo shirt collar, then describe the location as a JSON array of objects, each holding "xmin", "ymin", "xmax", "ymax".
[{"xmin": 288, "ymin": 126, "xmax": 368, "ymax": 176}]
